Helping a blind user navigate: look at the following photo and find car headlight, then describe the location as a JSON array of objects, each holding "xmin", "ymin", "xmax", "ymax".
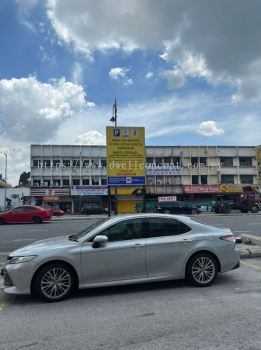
[{"xmin": 7, "ymin": 256, "xmax": 37, "ymax": 264}]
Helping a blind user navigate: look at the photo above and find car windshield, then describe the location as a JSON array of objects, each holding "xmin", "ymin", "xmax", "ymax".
[{"xmin": 70, "ymin": 219, "xmax": 109, "ymax": 240}]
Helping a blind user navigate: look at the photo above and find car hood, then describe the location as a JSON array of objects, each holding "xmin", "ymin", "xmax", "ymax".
[{"xmin": 9, "ymin": 235, "xmax": 78, "ymax": 256}]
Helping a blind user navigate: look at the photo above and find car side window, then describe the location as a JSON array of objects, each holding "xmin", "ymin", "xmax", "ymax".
[
  {"xmin": 24, "ymin": 207, "xmax": 36, "ymax": 212},
  {"xmin": 147, "ymin": 218, "xmax": 191, "ymax": 238},
  {"xmin": 100, "ymin": 219, "xmax": 145, "ymax": 242},
  {"xmin": 11, "ymin": 207, "xmax": 24, "ymax": 212}
]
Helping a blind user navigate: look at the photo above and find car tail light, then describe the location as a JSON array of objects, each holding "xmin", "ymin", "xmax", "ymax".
[{"xmin": 220, "ymin": 235, "xmax": 236, "ymax": 243}]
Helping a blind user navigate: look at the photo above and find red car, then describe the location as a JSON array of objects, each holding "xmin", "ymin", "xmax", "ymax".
[
  {"xmin": 0, "ymin": 205, "xmax": 52, "ymax": 224},
  {"xmin": 41, "ymin": 206, "xmax": 65, "ymax": 216}
]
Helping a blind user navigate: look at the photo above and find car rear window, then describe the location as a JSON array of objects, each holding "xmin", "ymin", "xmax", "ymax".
[{"xmin": 147, "ymin": 218, "xmax": 191, "ymax": 238}]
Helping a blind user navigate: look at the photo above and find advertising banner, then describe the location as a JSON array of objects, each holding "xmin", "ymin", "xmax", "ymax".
[
  {"xmin": 219, "ymin": 184, "xmax": 260, "ymax": 193},
  {"xmin": 183, "ymin": 185, "xmax": 219, "ymax": 193},
  {"xmin": 147, "ymin": 167, "xmax": 181, "ymax": 175},
  {"xmin": 158, "ymin": 196, "xmax": 177, "ymax": 202},
  {"xmin": 106, "ymin": 126, "xmax": 146, "ymax": 186},
  {"xmin": 71, "ymin": 186, "xmax": 108, "ymax": 196}
]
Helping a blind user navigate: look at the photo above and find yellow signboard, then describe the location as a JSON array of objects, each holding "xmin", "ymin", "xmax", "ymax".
[
  {"xmin": 219, "ymin": 184, "xmax": 260, "ymax": 193},
  {"xmin": 106, "ymin": 126, "xmax": 145, "ymax": 185}
]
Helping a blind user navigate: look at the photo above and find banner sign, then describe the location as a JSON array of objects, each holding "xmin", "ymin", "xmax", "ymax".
[
  {"xmin": 147, "ymin": 167, "xmax": 181, "ymax": 176},
  {"xmin": 184, "ymin": 185, "xmax": 219, "ymax": 193},
  {"xmin": 106, "ymin": 126, "xmax": 146, "ymax": 186},
  {"xmin": 219, "ymin": 184, "xmax": 260, "ymax": 193},
  {"xmin": 158, "ymin": 196, "xmax": 177, "ymax": 202},
  {"xmin": 43, "ymin": 196, "xmax": 59, "ymax": 201},
  {"xmin": 71, "ymin": 186, "xmax": 108, "ymax": 196}
]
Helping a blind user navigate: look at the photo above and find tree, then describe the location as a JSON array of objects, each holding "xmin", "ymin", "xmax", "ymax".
[{"xmin": 19, "ymin": 172, "xmax": 31, "ymax": 187}]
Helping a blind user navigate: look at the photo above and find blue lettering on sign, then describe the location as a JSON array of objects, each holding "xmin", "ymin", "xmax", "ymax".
[
  {"xmin": 108, "ymin": 176, "xmax": 146, "ymax": 185},
  {"xmin": 113, "ymin": 129, "xmax": 120, "ymax": 137}
]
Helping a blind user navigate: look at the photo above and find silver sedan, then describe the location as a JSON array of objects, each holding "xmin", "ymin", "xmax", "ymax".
[{"xmin": 1, "ymin": 214, "xmax": 240, "ymax": 302}]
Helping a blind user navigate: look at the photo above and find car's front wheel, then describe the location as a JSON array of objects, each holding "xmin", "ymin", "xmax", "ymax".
[
  {"xmin": 0, "ymin": 218, "xmax": 5, "ymax": 225},
  {"xmin": 186, "ymin": 253, "xmax": 218, "ymax": 287},
  {"xmin": 32, "ymin": 216, "xmax": 42, "ymax": 224},
  {"xmin": 191, "ymin": 209, "xmax": 198, "ymax": 215},
  {"xmin": 34, "ymin": 263, "xmax": 76, "ymax": 302}
]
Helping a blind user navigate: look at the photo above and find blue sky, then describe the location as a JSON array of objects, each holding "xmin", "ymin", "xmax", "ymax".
[{"xmin": 0, "ymin": 0, "xmax": 261, "ymax": 184}]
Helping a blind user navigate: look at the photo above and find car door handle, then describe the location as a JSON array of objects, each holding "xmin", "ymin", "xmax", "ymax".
[
  {"xmin": 179, "ymin": 239, "xmax": 193, "ymax": 243},
  {"xmin": 133, "ymin": 243, "xmax": 143, "ymax": 248}
]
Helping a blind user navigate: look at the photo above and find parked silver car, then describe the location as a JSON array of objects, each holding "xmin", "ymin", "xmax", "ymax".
[{"xmin": 1, "ymin": 214, "xmax": 240, "ymax": 302}]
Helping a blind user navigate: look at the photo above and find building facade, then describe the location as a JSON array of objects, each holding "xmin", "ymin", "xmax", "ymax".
[{"xmin": 30, "ymin": 144, "xmax": 259, "ymax": 213}]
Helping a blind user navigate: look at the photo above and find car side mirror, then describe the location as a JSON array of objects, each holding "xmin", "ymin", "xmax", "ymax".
[{"xmin": 92, "ymin": 235, "xmax": 108, "ymax": 248}]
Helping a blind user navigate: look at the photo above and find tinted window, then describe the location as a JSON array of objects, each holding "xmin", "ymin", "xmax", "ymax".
[
  {"xmin": 24, "ymin": 207, "xmax": 37, "ymax": 212},
  {"xmin": 100, "ymin": 219, "xmax": 145, "ymax": 242},
  {"xmin": 11, "ymin": 207, "xmax": 25, "ymax": 212},
  {"xmin": 147, "ymin": 218, "xmax": 191, "ymax": 238}
]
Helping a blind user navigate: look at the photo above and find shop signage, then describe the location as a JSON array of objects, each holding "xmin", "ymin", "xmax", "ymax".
[
  {"xmin": 71, "ymin": 186, "xmax": 108, "ymax": 196},
  {"xmin": 183, "ymin": 185, "xmax": 219, "ymax": 193},
  {"xmin": 158, "ymin": 196, "xmax": 177, "ymax": 202},
  {"xmin": 147, "ymin": 167, "xmax": 181, "ymax": 176},
  {"xmin": 106, "ymin": 126, "xmax": 146, "ymax": 186},
  {"xmin": 219, "ymin": 184, "xmax": 260, "ymax": 193},
  {"xmin": 30, "ymin": 189, "xmax": 70, "ymax": 197},
  {"xmin": 43, "ymin": 196, "xmax": 59, "ymax": 201}
]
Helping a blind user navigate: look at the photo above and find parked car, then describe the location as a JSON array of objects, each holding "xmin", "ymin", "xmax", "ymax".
[
  {"xmin": 41, "ymin": 206, "xmax": 65, "ymax": 216},
  {"xmin": 0, "ymin": 205, "xmax": 52, "ymax": 224},
  {"xmin": 1, "ymin": 213, "xmax": 240, "ymax": 302},
  {"xmin": 157, "ymin": 201, "xmax": 201, "ymax": 215},
  {"xmin": 81, "ymin": 204, "xmax": 108, "ymax": 215}
]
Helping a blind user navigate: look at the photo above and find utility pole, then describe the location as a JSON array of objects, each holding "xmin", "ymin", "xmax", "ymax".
[
  {"xmin": 109, "ymin": 98, "xmax": 118, "ymax": 216},
  {"xmin": 1, "ymin": 152, "xmax": 7, "ymax": 211}
]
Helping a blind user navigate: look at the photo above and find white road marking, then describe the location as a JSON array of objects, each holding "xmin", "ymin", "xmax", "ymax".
[
  {"xmin": 233, "ymin": 230, "xmax": 251, "ymax": 233},
  {"xmin": 247, "ymin": 223, "xmax": 261, "ymax": 225},
  {"xmin": 29, "ymin": 229, "xmax": 49, "ymax": 232}
]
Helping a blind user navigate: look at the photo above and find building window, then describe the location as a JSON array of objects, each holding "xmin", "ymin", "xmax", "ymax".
[
  {"xmin": 82, "ymin": 159, "xmax": 89, "ymax": 167},
  {"xmin": 165, "ymin": 176, "xmax": 172, "ymax": 185},
  {"xmin": 62, "ymin": 160, "xmax": 70, "ymax": 167},
  {"xmin": 33, "ymin": 180, "xmax": 41, "ymax": 187},
  {"xmin": 92, "ymin": 177, "xmax": 99, "ymax": 185},
  {"xmin": 220, "ymin": 157, "xmax": 233, "ymax": 167},
  {"xmin": 200, "ymin": 157, "xmax": 207, "ymax": 166},
  {"xmin": 201, "ymin": 175, "xmax": 208, "ymax": 184},
  {"xmin": 91, "ymin": 159, "xmax": 99, "ymax": 168},
  {"xmin": 101, "ymin": 178, "xmax": 107, "ymax": 185},
  {"xmin": 82, "ymin": 178, "xmax": 90, "ymax": 185},
  {"xmin": 172, "ymin": 157, "xmax": 181, "ymax": 166},
  {"xmin": 155, "ymin": 158, "xmax": 163, "ymax": 166},
  {"xmin": 42, "ymin": 179, "xmax": 51, "ymax": 187},
  {"xmin": 43, "ymin": 159, "xmax": 51, "ymax": 167},
  {"xmin": 240, "ymin": 175, "xmax": 253, "ymax": 184},
  {"xmin": 53, "ymin": 179, "xmax": 60, "ymax": 187},
  {"xmin": 156, "ymin": 176, "xmax": 164, "ymax": 186},
  {"xmin": 32, "ymin": 160, "xmax": 41, "ymax": 167},
  {"xmin": 63, "ymin": 179, "xmax": 70, "ymax": 187},
  {"xmin": 147, "ymin": 176, "xmax": 155, "ymax": 186},
  {"xmin": 101, "ymin": 159, "xmax": 107, "ymax": 168},
  {"xmin": 72, "ymin": 179, "xmax": 80, "ymax": 186},
  {"xmin": 146, "ymin": 158, "xmax": 154, "ymax": 164},
  {"xmin": 53, "ymin": 160, "xmax": 60, "ymax": 167},
  {"xmin": 239, "ymin": 157, "xmax": 252, "ymax": 167},
  {"xmin": 192, "ymin": 175, "xmax": 199, "ymax": 184},
  {"xmin": 72, "ymin": 159, "xmax": 80, "ymax": 167},
  {"xmin": 191, "ymin": 157, "xmax": 198, "ymax": 166},
  {"xmin": 221, "ymin": 175, "xmax": 234, "ymax": 184},
  {"xmin": 164, "ymin": 157, "xmax": 172, "ymax": 164}
]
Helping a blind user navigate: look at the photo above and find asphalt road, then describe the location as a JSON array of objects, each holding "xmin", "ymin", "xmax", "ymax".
[
  {"xmin": 0, "ymin": 213, "xmax": 261, "ymax": 253},
  {"xmin": 0, "ymin": 259, "xmax": 261, "ymax": 350}
]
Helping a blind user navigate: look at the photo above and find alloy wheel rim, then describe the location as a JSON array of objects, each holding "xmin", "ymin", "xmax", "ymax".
[
  {"xmin": 40, "ymin": 268, "xmax": 71, "ymax": 299},
  {"xmin": 192, "ymin": 257, "xmax": 215, "ymax": 284}
]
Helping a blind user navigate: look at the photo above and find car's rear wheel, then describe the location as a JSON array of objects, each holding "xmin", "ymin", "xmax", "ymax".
[
  {"xmin": 0, "ymin": 218, "xmax": 5, "ymax": 225},
  {"xmin": 251, "ymin": 205, "xmax": 259, "ymax": 213},
  {"xmin": 32, "ymin": 216, "xmax": 42, "ymax": 224},
  {"xmin": 191, "ymin": 209, "xmax": 198, "ymax": 215},
  {"xmin": 34, "ymin": 263, "xmax": 75, "ymax": 302},
  {"xmin": 186, "ymin": 253, "xmax": 218, "ymax": 287}
]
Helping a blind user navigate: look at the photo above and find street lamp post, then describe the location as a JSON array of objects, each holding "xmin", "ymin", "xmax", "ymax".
[{"xmin": 1, "ymin": 152, "xmax": 7, "ymax": 211}]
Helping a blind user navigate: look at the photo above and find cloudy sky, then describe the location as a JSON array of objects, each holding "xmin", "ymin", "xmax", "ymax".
[{"xmin": 0, "ymin": 0, "xmax": 261, "ymax": 184}]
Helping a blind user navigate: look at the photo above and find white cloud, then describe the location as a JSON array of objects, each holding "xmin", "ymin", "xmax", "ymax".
[
  {"xmin": 197, "ymin": 121, "xmax": 224, "ymax": 137},
  {"xmin": 162, "ymin": 69, "xmax": 186, "ymax": 89},
  {"xmin": 109, "ymin": 67, "xmax": 133, "ymax": 86},
  {"xmin": 75, "ymin": 131, "xmax": 106, "ymax": 145},
  {"xmin": 45, "ymin": 0, "xmax": 261, "ymax": 98},
  {"xmin": 71, "ymin": 62, "xmax": 84, "ymax": 84},
  {"xmin": 0, "ymin": 76, "xmax": 86, "ymax": 142},
  {"xmin": 145, "ymin": 72, "xmax": 154, "ymax": 79},
  {"xmin": 86, "ymin": 101, "xmax": 96, "ymax": 108}
]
